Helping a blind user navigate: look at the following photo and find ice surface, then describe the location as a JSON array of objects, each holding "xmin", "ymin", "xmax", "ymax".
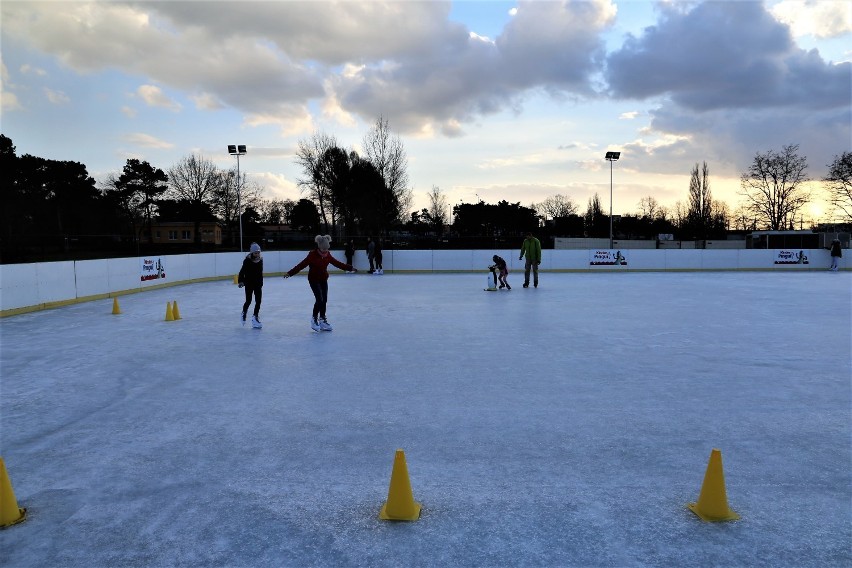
[{"xmin": 1, "ymin": 272, "xmax": 850, "ymax": 567}]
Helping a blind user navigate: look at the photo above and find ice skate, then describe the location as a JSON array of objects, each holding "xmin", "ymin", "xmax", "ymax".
[
  {"xmin": 319, "ymin": 317, "xmax": 333, "ymax": 331},
  {"xmin": 311, "ymin": 317, "xmax": 321, "ymax": 331},
  {"xmin": 251, "ymin": 315, "xmax": 262, "ymax": 329},
  {"xmin": 241, "ymin": 311, "xmax": 247, "ymax": 326}
]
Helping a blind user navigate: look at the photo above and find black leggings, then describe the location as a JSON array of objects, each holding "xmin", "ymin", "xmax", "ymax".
[
  {"xmin": 309, "ymin": 280, "xmax": 328, "ymax": 319},
  {"xmin": 242, "ymin": 285, "xmax": 262, "ymax": 317}
]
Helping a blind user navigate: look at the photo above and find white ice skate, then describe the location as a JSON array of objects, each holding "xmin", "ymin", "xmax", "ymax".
[
  {"xmin": 251, "ymin": 315, "xmax": 262, "ymax": 329},
  {"xmin": 311, "ymin": 318, "xmax": 321, "ymax": 331},
  {"xmin": 319, "ymin": 318, "xmax": 333, "ymax": 331}
]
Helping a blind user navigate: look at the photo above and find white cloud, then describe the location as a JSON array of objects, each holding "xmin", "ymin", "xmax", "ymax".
[
  {"xmin": 1, "ymin": 60, "xmax": 23, "ymax": 111},
  {"xmin": 122, "ymin": 132, "xmax": 174, "ymax": 149},
  {"xmin": 190, "ymin": 92, "xmax": 224, "ymax": 111},
  {"xmin": 20, "ymin": 64, "xmax": 47, "ymax": 76},
  {"xmin": 771, "ymin": 0, "xmax": 852, "ymax": 39},
  {"xmin": 121, "ymin": 106, "xmax": 137, "ymax": 118},
  {"xmin": 619, "ymin": 111, "xmax": 640, "ymax": 120},
  {"xmin": 137, "ymin": 84, "xmax": 181, "ymax": 112},
  {"xmin": 44, "ymin": 87, "xmax": 69, "ymax": 104}
]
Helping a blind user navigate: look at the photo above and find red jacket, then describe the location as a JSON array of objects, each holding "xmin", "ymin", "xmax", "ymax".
[{"xmin": 287, "ymin": 249, "xmax": 352, "ymax": 282}]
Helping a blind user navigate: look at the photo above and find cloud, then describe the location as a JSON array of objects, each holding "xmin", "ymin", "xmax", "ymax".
[
  {"xmin": 190, "ymin": 92, "xmax": 224, "ymax": 111},
  {"xmin": 1, "ymin": 60, "xmax": 23, "ymax": 111},
  {"xmin": 20, "ymin": 64, "xmax": 47, "ymax": 76},
  {"xmin": 44, "ymin": 87, "xmax": 70, "ymax": 104},
  {"xmin": 619, "ymin": 111, "xmax": 640, "ymax": 120},
  {"xmin": 122, "ymin": 132, "xmax": 174, "ymax": 149},
  {"xmin": 121, "ymin": 106, "xmax": 137, "ymax": 118},
  {"xmin": 136, "ymin": 85, "xmax": 181, "ymax": 111},
  {"xmin": 771, "ymin": 0, "xmax": 852, "ymax": 39},
  {"xmin": 605, "ymin": 1, "xmax": 850, "ymax": 111}
]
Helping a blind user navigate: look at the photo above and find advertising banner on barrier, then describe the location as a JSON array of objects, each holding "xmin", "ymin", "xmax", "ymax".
[
  {"xmin": 590, "ymin": 250, "xmax": 628, "ymax": 266},
  {"xmin": 774, "ymin": 250, "xmax": 809, "ymax": 265},
  {"xmin": 141, "ymin": 257, "xmax": 166, "ymax": 282}
]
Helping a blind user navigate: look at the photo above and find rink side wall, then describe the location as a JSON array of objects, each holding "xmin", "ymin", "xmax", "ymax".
[{"xmin": 0, "ymin": 248, "xmax": 845, "ymax": 315}]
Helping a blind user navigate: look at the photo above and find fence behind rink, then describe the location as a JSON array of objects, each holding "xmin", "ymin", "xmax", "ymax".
[{"xmin": 0, "ymin": 248, "xmax": 844, "ymax": 315}]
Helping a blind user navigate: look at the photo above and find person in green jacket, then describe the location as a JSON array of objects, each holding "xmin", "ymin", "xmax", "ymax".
[{"xmin": 519, "ymin": 231, "xmax": 542, "ymax": 288}]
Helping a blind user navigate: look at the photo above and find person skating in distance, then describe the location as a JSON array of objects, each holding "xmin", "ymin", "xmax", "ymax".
[
  {"xmin": 489, "ymin": 254, "xmax": 511, "ymax": 290},
  {"xmin": 238, "ymin": 242, "xmax": 264, "ymax": 328},
  {"xmin": 519, "ymin": 231, "xmax": 541, "ymax": 288},
  {"xmin": 283, "ymin": 235, "xmax": 356, "ymax": 331}
]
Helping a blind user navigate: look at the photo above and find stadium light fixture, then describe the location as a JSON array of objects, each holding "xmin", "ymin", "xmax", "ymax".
[
  {"xmin": 228, "ymin": 145, "xmax": 247, "ymax": 252},
  {"xmin": 605, "ymin": 151, "xmax": 621, "ymax": 249}
]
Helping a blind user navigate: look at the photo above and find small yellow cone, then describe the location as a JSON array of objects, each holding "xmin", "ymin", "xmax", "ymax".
[
  {"xmin": 165, "ymin": 301, "xmax": 174, "ymax": 321},
  {"xmin": 172, "ymin": 300, "xmax": 182, "ymax": 320},
  {"xmin": 233, "ymin": 274, "xmax": 239, "ymax": 285},
  {"xmin": 688, "ymin": 448, "xmax": 740, "ymax": 521},
  {"xmin": 111, "ymin": 297, "xmax": 122, "ymax": 315},
  {"xmin": 0, "ymin": 457, "xmax": 27, "ymax": 528},
  {"xmin": 379, "ymin": 449, "xmax": 422, "ymax": 521}
]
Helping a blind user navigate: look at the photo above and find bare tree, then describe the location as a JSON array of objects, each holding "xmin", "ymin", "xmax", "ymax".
[
  {"xmin": 637, "ymin": 196, "xmax": 662, "ymax": 219},
  {"xmin": 740, "ymin": 144, "xmax": 810, "ymax": 230},
  {"xmin": 824, "ymin": 151, "xmax": 852, "ymax": 223},
  {"xmin": 295, "ymin": 132, "xmax": 338, "ymax": 231},
  {"xmin": 167, "ymin": 154, "xmax": 221, "ymax": 244},
  {"xmin": 211, "ymin": 168, "xmax": 263, "ymax": 246},
  {"xmin": 427, "ymin": 185, "xmax": 450, "ymax": 233},
  {"xmin": 731, "ymin": 203, "xmax": 759, "ymax": 231},
  {"xmin": 362, "ymin": 115, "xmax": 412, "ymax": 224},
  {"xmin": 688, "ymin": 162, "xmax": 713, "ymax": 227},
  {"xmin": 537, "ymin": 194, "xmax": 578, "ymax": 220}
]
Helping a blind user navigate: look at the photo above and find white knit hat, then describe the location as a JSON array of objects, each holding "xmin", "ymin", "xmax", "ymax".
[
  {"xmin": 315, "ymin": 235, "xmax": 331, "ymax": 250},
  {"xmin": 249, "ymin": 242, "xmax": 261, "ymax": 253}
]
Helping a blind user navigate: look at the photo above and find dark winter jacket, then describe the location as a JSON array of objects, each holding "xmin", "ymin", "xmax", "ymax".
[
  {"xmin": 287, "ymin": 249, "xmax": 352, "ymax": 282},
  {"xmin": 238, "ymin": 254, "xmax": 263, "ymax": 288},
  {"xmin": 830, "ymin": 241, "xmax": 842, "ymax": 258},
  {"xmin": 492, "ymin": 255, "xmax": 507, "ymax": 271}
]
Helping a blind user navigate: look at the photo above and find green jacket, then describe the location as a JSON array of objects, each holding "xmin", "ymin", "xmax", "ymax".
[{"xmin": 519, "ymin": 237, "xmax": 542, "ymax": 263}]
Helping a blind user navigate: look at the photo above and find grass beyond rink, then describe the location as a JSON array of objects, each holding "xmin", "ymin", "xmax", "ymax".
[{"xmin": 1, "ymin": 272, "xmax": 850, "ymax": 567}]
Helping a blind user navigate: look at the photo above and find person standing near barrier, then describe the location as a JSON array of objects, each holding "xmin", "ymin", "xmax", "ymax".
[
  {"xmin": 829, "ymin": 238, "xmax": 842, "ymax": 271},
  {"xmin": 344, "ymin": 239, "xmax": 356, "ymax": 273},
  {"xmin": 366, "ymin": 237, "xmax": 376, "ymax": 274},
  {"xmin": 519, "ymin": 231, "xmax": 542, "ymax": 288},
  {"xmin": 238, "ymin": 242, "xmax": 264, "ymax": 328},
  {"xmin": 374, "ymin": 238, "xmax": 384, "ymax": 275},
  {"xmin": 284, "ymin": 235, "xmax": 356, "ymax": 331}
]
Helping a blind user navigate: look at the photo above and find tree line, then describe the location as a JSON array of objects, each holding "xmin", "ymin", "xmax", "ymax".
[{"xmin": 2, "ymin": 125, "xmax": 850, "ymax": 264}]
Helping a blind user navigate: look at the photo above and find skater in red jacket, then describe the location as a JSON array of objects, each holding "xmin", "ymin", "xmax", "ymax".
[{"xmin": 284, "ymin": 235, "xmax": 355, "ymax": 331}]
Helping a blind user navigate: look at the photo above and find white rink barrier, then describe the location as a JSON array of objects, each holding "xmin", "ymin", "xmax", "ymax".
[{"xmin": 0, "ymin": 248, "xmax": 844, "ymax": 314}]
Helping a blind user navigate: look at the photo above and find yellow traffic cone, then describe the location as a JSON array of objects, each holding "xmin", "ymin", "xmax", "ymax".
[
  {"xmin": 688, "ymin": 448, "xmax": 740, "ymax": 521},
  {"xmin": 0, "ymin": 457, "xmax": 27, "ymax": 528},
  {"xmin": 379, "ymin": 449, "xmax": 421, "ymax": 521},
  {"xmin": 165, "ymin": 301, "xmax": 174, "ymax": 321},
  {"xmin": 172, "ymin": 300, "xmax": 182, "ymax": 320},
  {"xmin": 112, "ymin": 297, "xmax": 122, "ymax": 315},
  {"xmin": 233, "ymin": 274, "xmax": 239, "ymax": 285}
]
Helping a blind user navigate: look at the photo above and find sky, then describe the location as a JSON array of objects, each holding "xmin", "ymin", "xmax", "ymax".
[{"xmin": 1, "ymin": 0, "xmax": 851, "ymax": 223}]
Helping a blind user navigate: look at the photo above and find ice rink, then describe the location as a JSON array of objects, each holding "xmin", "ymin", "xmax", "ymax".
[{"xmin": 1, "ymin": 271, "xmax": 850, "ymax": 567}]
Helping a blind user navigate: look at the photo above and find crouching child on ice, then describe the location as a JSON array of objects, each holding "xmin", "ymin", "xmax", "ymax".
[
  {"xmin": 283, "ymin": 235, "xmax": 356, "ymax": 331},
  {"xmin": 489, "ymin": 255, "xmax": 511, "ymax": 290},
  {"xmin": 238, "ymin": 242, "xmax": 264, "ymax": 328}
]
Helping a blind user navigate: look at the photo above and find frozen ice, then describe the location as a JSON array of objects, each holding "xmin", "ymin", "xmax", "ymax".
[{"xmin": 1, "ymin": 272, "xmax": 850, "ymax": 567}]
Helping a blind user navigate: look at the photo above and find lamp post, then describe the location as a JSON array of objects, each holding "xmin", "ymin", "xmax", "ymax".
[
  {"xmin": 228, "ymin": 144, "xmax": 247, "ymax": 252},
  {"xmin": 605, "ymin": 151, "xmax": 621, "ymax": 249}
]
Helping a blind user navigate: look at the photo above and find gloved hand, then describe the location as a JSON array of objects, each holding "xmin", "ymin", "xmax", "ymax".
[
  {"xmin": 536, "ymin": 262, "xmax": 541, "ymax": 266},
  {"xmin": 282, "ymin": 274, "xmax": 291, "ymax": 279},
  {"xmin": 238, "ymin": 282, "xmax": 244, "ymax": 288},
  {"xmin": 519, "ymin": 257, "xmax": 523, "ymax": 261}
]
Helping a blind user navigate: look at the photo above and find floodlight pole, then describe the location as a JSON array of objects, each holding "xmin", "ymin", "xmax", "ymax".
[
  {"xmin": 605, "ymin": 151, "xmax": 621, "ymax": 249},
  {"xmin": 228, "ymin": 145, "xmax": 247, "ymax": 252}
]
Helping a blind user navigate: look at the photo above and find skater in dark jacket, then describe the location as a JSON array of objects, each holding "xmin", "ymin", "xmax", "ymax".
[
  {"xmin": 374, "ymin": 238, "xmax": 384, "ymax": 274},
  {"xmin": 238, "ymin": 242, "xmax": 264, "ymax": 328},
  {"xmin": 489, "ymin": 255, "xmax": 510, "ymax": 289},
  {"xmin": 284, "ymin": 235, "xmax": 355, "ymax": 331},
  {"xmin": 829, "ymin": 238, "xmax": 842, "ymax": 271},
  {"xmin": 344, "ymin": 239, "xmax": 356, "ymax": 270}
]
